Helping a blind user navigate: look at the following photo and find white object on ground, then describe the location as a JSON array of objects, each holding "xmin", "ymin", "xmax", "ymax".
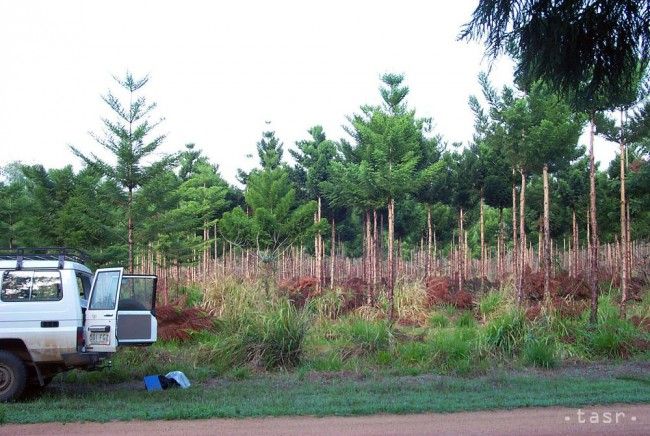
[{"xmin": 165, "ymin": 371, "xmax": 191, "ymax": 388}]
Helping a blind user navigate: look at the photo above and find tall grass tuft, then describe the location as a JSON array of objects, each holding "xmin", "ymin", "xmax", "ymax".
[
  {"xmin": 307, "ymin": 288, "xmax": 345, "ymax": 320},
  {"xmin": 456, "ymin": 311, "xmax": 477, "ymax": 328},
  {"xmin": 243, "ymin": 299, "xmax": 309, "ymax": 369},
  {"xmin": 202, "ymin": 276, "xmax": 268, "ymax": 321},
  {"xmin": 523, "ymin": 333, "xmax": 558, "ymax": 368},
  {"xmin": 394, "ymin": 281, "xmax": 429, "ymax": 325},
  {"xmin": 584, "ymin": 293, "xmax": 639, "ymax": 358},
  {"xmin": 337, "ymin": 317, "xmax": 392, "ymax": 355},
  {"xmin": 429, "ymin": 312, "xmax": 449, "ymax": 328},
  {"xmin": 482, "ymin": 308, "xmax": 527, "ymax": 355},
  {"xmin": 430, "ymin": 327, "xmax": 477, "ymax": 373},
  {"xmin": 477, "ymin": 289, "xmax": 507, "ymax": 321}
]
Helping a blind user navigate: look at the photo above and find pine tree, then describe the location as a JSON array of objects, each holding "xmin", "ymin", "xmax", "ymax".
[{"xmin": 71, "ymin": 72, "xmax": 175, "ymax": 271}]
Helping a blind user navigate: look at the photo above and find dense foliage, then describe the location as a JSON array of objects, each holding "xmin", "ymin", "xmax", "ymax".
[{"xmin": 0, "ymin": 71, "xmax": 648, "ymax": 274}]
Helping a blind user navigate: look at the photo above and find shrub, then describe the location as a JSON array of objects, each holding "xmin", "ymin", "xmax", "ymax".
[{"xmin": 179, "ymin": 284, "xmax": 204, "ymax": 307}]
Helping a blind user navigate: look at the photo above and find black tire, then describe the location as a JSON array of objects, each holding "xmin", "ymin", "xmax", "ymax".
[{"xmin": 0, "ymin": 351, "xmax": 27, "ymax": 402}]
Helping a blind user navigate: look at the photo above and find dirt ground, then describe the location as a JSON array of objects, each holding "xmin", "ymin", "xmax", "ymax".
[{"xmin": 2, "ymin": 404, "xmax": 648, "ymax": 436}]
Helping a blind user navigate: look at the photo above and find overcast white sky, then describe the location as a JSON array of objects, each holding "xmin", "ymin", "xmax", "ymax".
[{"xmin": 0, "ymin": 0, "xmax": 616, "ymax": 184}]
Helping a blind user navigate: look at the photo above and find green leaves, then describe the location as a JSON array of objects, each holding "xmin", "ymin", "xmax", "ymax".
[
  {"xmin": 221, "ymin": 131, "xmax": 318, "ymax": 252},
  {"xmin": 462, "ymin": 0, "xmax": 650, "ymax": 110},
  {"xmin": 329, "ymin": 74, "xmax": 436, "ymax": 210}
]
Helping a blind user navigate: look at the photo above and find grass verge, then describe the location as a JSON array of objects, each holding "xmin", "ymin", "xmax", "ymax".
[{"xmin": 2, "ymin": 369, "xmax": 649, "ymax": 424}]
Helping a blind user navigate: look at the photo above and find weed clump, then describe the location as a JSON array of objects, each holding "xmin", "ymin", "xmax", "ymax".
[
  {"xmin": 456, "ymin": 311, "xmax": 477, "ymax": 328},
  {"xmin": 523, "ymin": 334, "xmax": 558, "ymax": 368},
  {"xmin": 242, "ymin": 300, "xmax": 309, "ymax": 369},
  {"xmin": 430, "ymin": 327, "xmax": 477, "ymax": 373},
  {"xmin": 477, "ymin": 290, "xmax": 506, "ymax": 321},
  {"xmin": 583, "ymin": 293, "xmax": 639, "ymax": 358},
  {"xmin": 337, "ymin": 318, "xmax": 392, "ymax": 355},
  {"xmin": 429, "ymin": 313, "xmax": 449, "ymax": 328},
  {"xmin": 483, "ymin": 308, "xmax": 527, "ymax": 355}
]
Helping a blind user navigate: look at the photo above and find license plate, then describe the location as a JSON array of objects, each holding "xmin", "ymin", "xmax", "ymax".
[{"xmin": 89, "ymin": 332, "xmax": 110, "ymax": 345}]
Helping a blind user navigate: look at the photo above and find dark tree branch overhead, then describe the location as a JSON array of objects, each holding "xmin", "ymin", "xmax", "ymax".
[{"xmin": 461, "ymin": 0, "xmax": 650, "ymax": 108}]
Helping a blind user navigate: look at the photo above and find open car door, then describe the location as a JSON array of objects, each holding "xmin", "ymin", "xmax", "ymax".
[
  {"xmin": 117, "ymin": 275, "xmax": 157, "ymax": 345},
  {"xmin": 85, "ymin": 268, "xmax": 123, "ymax": 353}
]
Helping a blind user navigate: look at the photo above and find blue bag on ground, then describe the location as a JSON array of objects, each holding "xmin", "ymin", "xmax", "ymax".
[{"xmin": 143, "ymin": 375, "xmax": 163, "ymax": 391}]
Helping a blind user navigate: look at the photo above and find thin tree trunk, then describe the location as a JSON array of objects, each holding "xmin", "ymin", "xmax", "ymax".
[
  {"xmin": 480, "ymin": 191, "xmax": 485, "ymax": 284},
  {"xmin": 365, "ymin": 210, "xmax": 372, "ymax": 303},
  {"xmin": 315, "ymin": 196, "xmax": 323, "ymax": 294},
  {"xmin": 626, "ymin": 202, "xmax": 632, "ymax": 288},
  {"xmin": 619, "ymin": 109, "xmax": 628, "ymax": 317},
  {"xmin": 433, "ymin": 229, "xmax": 437, "ymax": 277},
  {"xmin": 543, "ymin": 163, "xmax": 551, "ymax": 304},
  {"xmin": 127, "ymin": 187, "xmax": 134, "ymax": 272},
  {"xmin": 373, "ymin": 209, "xmax": 379, "ymax": 297},
  {"xmin": 518, "ymin": 170, "xmax": 526, "ymax": 304},
  {"xmin": 427, "ymin": 205, "xmax": 432, "ymax": 278},
  {"xmin": 498, "ymin": 207, "xmax": 504, "ymax": 283},
  {"xmin": 588, "ymin": 114, "xmax": 599, "ymax": 324},
  {"xmin": 572, "ymin": 209, "xmax": 578, "ymax": 278},
  {"xmin": 458, "ymin": 208, "xmax": 464, "ymax": 293},
  {"xmin": 512, "ymin": 172, "xmax": 519, "ymax": 296},
  {"xmin": 330, "ymin": 218, "xmax": 336, "ymax": 289},
  {"xmin": 387, "ymin": 198, "xmax": 395, "ymax": 321}
]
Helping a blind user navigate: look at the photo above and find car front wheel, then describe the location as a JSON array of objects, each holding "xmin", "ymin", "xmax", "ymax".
[{"xmin": 0, "ymin": 351, "xmax": 27, "ymax": 402}]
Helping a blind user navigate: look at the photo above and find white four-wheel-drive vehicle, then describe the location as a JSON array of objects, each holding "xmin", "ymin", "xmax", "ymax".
[{"xmin": 0, "ymin": 248, "xmax": 157, "ymax": 401}]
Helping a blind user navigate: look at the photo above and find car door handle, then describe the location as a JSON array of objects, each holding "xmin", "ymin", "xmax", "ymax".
[
  {"xmin": 41, "ymin": 321, "xmax": 59, "ymax": 328},
  {"xmin": 104, "ymin": 314, "xmax": 114, "ymax": 317}
]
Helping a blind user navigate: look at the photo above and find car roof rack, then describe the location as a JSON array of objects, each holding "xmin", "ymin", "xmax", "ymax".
[{"xmin": 0, "ymin": 247, "xmax": 89, "ymax": 269}]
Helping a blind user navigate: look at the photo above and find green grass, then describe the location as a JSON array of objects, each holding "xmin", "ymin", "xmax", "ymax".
[
  {"xmin": 429, "ymin": 313, "xmax": 449, "ymax": 328},
  {"xmin": 64, "ymin": 290, "xmax": 646, "ymax": 385},
  {"xmin": 482, "ymin": 308, "xmax": 527, "ymax": 355},
  {"xmin": 3, "ymin": 371, "xmax": 649, "ymax": 424},
  {"xmin": 336, "ymin": 317, "xmax": 393, "ymax": 355},
  {"xmin": 523, "ymin": 334, "xmax": 558, "ymax": 368},
  {"xmin": 5, "ymin": 284, "xmax": 648, "ymax": 424}
]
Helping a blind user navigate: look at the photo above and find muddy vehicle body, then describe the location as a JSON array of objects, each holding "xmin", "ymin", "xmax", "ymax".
[{"xmin": 0, "ymin": 248, "xmax": 157, "ymax": 401}]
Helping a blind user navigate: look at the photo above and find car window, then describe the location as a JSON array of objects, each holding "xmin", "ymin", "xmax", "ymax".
[
  {"xmin": 30, "ymin": 271, "xmax": 62, "ymax": 301},
  {"xmin": 1, "ymin": 270, "xmax": 62, "ymax": 302},
  {"xmin": 89, "ymin": 270, "xmax": 120, "ymax": 310},
  {"xmin": 119, "ymin": 276, "xmax": 155, "ymax": 311},
  {"xmin": 76, "ymin": 273, "xmax": 92, "ymax": 300}
]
